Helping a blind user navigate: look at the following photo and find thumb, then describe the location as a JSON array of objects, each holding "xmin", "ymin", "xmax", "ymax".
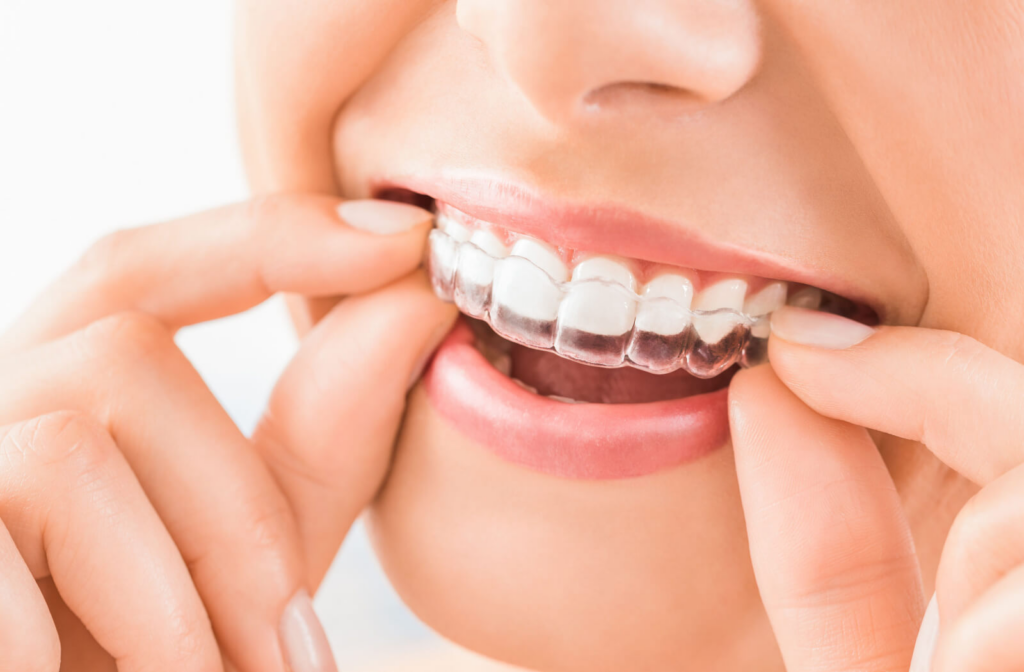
[
  {"xmin": 729, "ymin": 365, "xmax": 926, "ymax": 672},
  {"xmin": 253, "ymin": 270, "xmax": 458, "ymax": 587}
]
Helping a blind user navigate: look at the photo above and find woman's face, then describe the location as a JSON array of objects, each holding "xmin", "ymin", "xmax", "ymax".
[{"xmin": 237, "ymin": 1, "xmax": 1024, "ymax": 669}]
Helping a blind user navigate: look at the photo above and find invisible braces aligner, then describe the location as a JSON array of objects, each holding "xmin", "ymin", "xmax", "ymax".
[{"xmin": 428, "ymin": 228, "xmax": 773, "ymax": 378}]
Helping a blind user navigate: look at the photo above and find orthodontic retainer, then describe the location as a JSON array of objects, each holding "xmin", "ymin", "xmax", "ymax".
[{"xmin": 427, "ymin": 228, "xmax": 772, "ymax": 379}]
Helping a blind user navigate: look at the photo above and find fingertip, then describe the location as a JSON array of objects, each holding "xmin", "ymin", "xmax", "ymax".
[{"xmin": 337, "ymin": 199, "xmax": 433, "ymax": 236}]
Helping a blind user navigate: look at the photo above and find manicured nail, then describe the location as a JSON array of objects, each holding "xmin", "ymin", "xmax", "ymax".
[
  {"xmin": 279, "ymin": 589, "xmax": 338, "ymax": 672},
  {"xmin": 338, "ymin": 199, "xmax": 433, "ymax": 235},
  {"xmin": 909, "ymin": 594, "xmax": 939, "ymax": 672},
  {"xmin": 770, "ymin": 306, "xmax": 875, "ymax": 350}
]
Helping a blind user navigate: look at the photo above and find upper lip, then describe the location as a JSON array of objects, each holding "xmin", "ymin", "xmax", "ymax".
[{"xmin": 375, "ymin": 171, "xmax": 878, "ymax": 313}]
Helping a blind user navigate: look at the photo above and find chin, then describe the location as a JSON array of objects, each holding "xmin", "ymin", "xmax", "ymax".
[{"xmin": 367, "ymin": 387, "xmax": 782, "ymax": 671}]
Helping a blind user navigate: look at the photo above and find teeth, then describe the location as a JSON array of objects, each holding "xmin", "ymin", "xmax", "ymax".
[
  {"xmin": 788, "ymin": 286, "xmax": 822, "ymax": 310},
  {"xmin": 428, "ymin": 220, "xmax": 837, "ymax": 377},
  {"xmin": 438, "ymin": 213, "xmax": 471, "ymax": 243},
  {"xmin": 491, "ymin": 256, "xmax": 564, "ymax": 348},
  {"xmin": 454, "ymin": 245, "xmax": 494, "ymax": 310},
  {"xmin": 469, "ymin": 229, "xmax": 510, "ymax": 258},
  {"xmin": 427, "ymin": 229, "xmax": 460, "ymax": 301},
  {"xmin": 692, "ymin": 278, "xmax": 748, "ymax": 343},
  {"xmin": 744, "ymin": 282, "xmax": 786, "ymax": 339},
  {"xmin": 571, "ymin": 256, "xmax": 638, "ymax": 292},
  {"xmin": 510, "ymin": 237, "xmax": 570, "ymax": 282},
  {"xmin": 555, "ymin": 256, "xmax": 637, "ymax": 366},
  {"xmin": 454, "ymin": 233, "xmax": 507, "ymax": 318},
  {"xmin": 512, "ymin": 378, "xmax": 538, "ymax": 394},
  {"xmin": 547, "ymin": 394, "xmax": 585, "ymax": 404},
  {"xmin": 635, "ymin": 273, "xmax": 694, "ymax": 336},
  {"xmin": 744, "ymin": 281, "xmax": 787, "ymax": 317}
]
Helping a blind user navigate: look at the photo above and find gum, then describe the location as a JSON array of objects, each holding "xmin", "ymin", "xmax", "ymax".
[{"xmin": 428, "ymin": 228, "xmax": 769, "ymax": 378}]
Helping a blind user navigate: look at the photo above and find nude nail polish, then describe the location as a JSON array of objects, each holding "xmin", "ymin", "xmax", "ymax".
[
  {"xmin": 338, "ymin": 199, "xmax": 432, "ymax": 235},
  {"xmin": 279, "ymin": 589, "xmax": 338, "ymax": 672},
  {"xmin": 770, "ymin": 306, "xmax": 875, "ymax": 350}
]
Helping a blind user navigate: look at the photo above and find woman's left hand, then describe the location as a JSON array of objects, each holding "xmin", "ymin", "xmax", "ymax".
[{"xmin": 729, "ymin": 306, "xmax": 1024, "ymax": 672}]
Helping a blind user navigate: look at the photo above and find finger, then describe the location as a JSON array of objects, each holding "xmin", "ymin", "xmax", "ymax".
[
  {"xmin": 767, "ymin": 306, "xmax": 1024, "ymax": 485},
  {"xmin": 0, "ymin": 412, "xmax": 220, "ymax": 672},
  {"xmin": 934, "ymin": 462, "xmax": 1024, "ymax": 631},
  {"xmin": 253, "ymin": 270, "xmax": 458, "ymax": 585},
  {"xmin": 729, "ymin": 365, "xmax": 925, "ymax": 672},
  {"xmin": 933, "ymin": 563, "xmax": 1024, "ymax": 672},
  {"xmin": 1, "ymin": 196, "xmax": 433, "ymax": 352},
  {"xmin": 0, "ymin": 518, "xmax": 59, "ymax": 672},
  {"xmin": 0, "ymin": 313, "xmax": 320, "ymax": 672}
]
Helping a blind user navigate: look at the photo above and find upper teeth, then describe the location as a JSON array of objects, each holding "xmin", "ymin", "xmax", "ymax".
[{"xmin": 430, "ymin": 208, "xmax": 812, "ymax": 376}]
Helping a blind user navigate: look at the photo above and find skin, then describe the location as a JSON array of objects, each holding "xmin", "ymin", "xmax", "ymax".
[{"xmin": 1, "ymin": 0, "xmax": 1022, "ymax": 671}]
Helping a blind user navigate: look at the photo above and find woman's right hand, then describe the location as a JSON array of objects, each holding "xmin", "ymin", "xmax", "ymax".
[{"xmin": 0, "ymin": 195, "xmax": 456, "ymax": 672}]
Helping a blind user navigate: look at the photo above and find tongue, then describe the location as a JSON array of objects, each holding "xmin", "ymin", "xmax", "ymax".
[{"xmin": 510, "ymin": 344, "xmax": 734, "ymax": 404}]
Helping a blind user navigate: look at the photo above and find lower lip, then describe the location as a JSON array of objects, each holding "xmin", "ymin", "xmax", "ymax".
[{"xmin": 423, "ymin": 320, "xmax": 731, "ymax": 480}]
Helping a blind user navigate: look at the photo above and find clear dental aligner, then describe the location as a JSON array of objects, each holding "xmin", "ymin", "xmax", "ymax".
[{"xmin": 427, "ymin": 212, "xmax": 826, "ymax": 379}]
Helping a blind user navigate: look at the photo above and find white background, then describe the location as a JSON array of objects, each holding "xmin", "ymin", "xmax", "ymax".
[{"xmin": 0, "ymin": 1, "xmax": 443, "ymax": 667}]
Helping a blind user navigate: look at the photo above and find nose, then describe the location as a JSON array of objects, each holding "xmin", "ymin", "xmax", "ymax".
[{"xmin": 456, "ymin": 0, "xmax": 762, "ymax": 123}]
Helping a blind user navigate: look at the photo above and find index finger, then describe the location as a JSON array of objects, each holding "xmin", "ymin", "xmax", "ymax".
[
  {"xmin": 767, "ymin": 306, "xmax": 1024, "ymax": 485},
  {"xmin": 0, "ymin": 195, "xmax": 432, "ymax": 352}
]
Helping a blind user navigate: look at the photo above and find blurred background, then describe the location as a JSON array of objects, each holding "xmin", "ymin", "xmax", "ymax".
[{"xmin": 0, "ymin": 1, "xmax": 448, "ymax": 667}]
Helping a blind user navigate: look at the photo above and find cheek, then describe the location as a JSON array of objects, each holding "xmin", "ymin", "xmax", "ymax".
[{"xmin": 367, "ymin": 385, "xmax": 772, "ymax": 671}]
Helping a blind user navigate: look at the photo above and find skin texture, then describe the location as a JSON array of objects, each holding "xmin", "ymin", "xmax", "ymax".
[
  {"xmin": 236, "ymin": 0, "xmax": 1024, "ymax": 670},
  {"xmin": 2, "ymin": 0, "xmax": 1023, "ymax": 670}
]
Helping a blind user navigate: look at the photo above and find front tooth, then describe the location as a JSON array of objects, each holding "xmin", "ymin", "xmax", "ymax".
[
  {"xmin": 469, "ymin": 229, "xmax": 510, "ymax": 258},
  {"xmin": 556, "ymin": 258, "xmax": 637, "ymax": 366},
  {"xmin": 636, "ymin": 273, "xmax": 694, "ymax": 336},
  {"xmin": 557, "ymin": 282, "xmax": 637, "ymax": 336},
  {"xmin": 694, "ymin": 278, "xmax": 748, "ymax": 312},
  {"xmin": 571, "ymin": 256, "xmax": 637, "ymax": 292},
  {"xmin": 437, "ymin": 213, "xmax": 471, "ymax": 243},
  {"xmin": 692, "ymin": 278, "xmax": 748, "ymax": 343},
  {"xmin": 510, "ymin": 237, "xmax": 570, "ymax": 283},
  {"xmin": 490, "ymin": 256, "xmax": 564, "ymax": 348},
  {"xmin": 744, "ymin": 281, "xmax": 787, "ymax": 317},
  {"xmin": 788, "ymin": 286, "xmax": 822, "ymax": 310}
]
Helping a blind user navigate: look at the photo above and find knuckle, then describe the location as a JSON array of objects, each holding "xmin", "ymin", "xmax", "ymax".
[
  {"xmin": 937, "ymin": 332, "xmax": 989, "ymax": 379},
  {"xmin": 241, "ymin": 489, "xmax": 297, "ymax": 556},
  {"xmin": 73, "ymin": 311, "xmax": 173, "ymax": 367},
  {"xmin": 1, "ymin": 411, "xmax": 113, "ymax": 471},
  {"xmin": 242, "ymin": 193, "xmax": 296, "ymax": 239},
  {"xmin": 75, "ymin": 227, "xmax": 138, "ymax": 287},
  {"xmin": 159, "ymin": 605, "xmax": 219, "ymax": 672}
]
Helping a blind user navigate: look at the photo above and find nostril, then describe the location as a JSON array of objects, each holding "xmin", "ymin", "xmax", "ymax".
[{"xmin": 582, "ymin": 81, "xmax": 712, "ymax": 116}]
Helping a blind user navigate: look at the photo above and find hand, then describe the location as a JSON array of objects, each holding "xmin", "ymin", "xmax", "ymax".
[
  {"xmin": 729, "ymin": 306, "xmax": 1024, "ymax": 671},
  {"xmin": 0, "ymin": 195, "xmax": 456, "ymax": 672}
]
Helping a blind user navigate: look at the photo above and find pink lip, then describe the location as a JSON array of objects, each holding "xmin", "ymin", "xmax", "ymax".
[
  {"xmin": 376, "ymin": 172, "xmax": 875, "ymax": 308},
  {"xmin": 423, "ymin": 321, "xmax": 730, "ymax": 480}
]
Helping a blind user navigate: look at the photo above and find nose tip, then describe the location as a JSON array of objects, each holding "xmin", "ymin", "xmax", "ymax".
[{"xmin": 457, "ymin": 0, "xmax": 762, "ymax": 123}]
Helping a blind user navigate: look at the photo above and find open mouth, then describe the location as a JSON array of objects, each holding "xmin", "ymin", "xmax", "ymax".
[{"xmin": 378, "ymin": 184, "xmax": 875, "ymax": 478}]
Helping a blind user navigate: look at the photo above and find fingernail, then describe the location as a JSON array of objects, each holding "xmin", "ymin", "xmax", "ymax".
[
  {"xmin": 279, "ymin": 589, "xmax": 338, "ymax": 672},
  {"xmin": 770, "ymin": 306, "xmax": 875, "ymax": 349},
  {"xmin": 408, "ymin": 321, "xmax": 455, "ymax": 391},
  {"xmin": 338, "ymin": 199, "xmax": 433, "ymax": 235},
  {"xmin": 909, "ymin": 594, "xmax": 939, "ymax": 672}
]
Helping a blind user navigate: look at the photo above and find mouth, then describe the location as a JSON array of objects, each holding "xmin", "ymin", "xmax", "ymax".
[{"xmin": 378, "ymin": 179, "xmax": 875, "ymax": 479}]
